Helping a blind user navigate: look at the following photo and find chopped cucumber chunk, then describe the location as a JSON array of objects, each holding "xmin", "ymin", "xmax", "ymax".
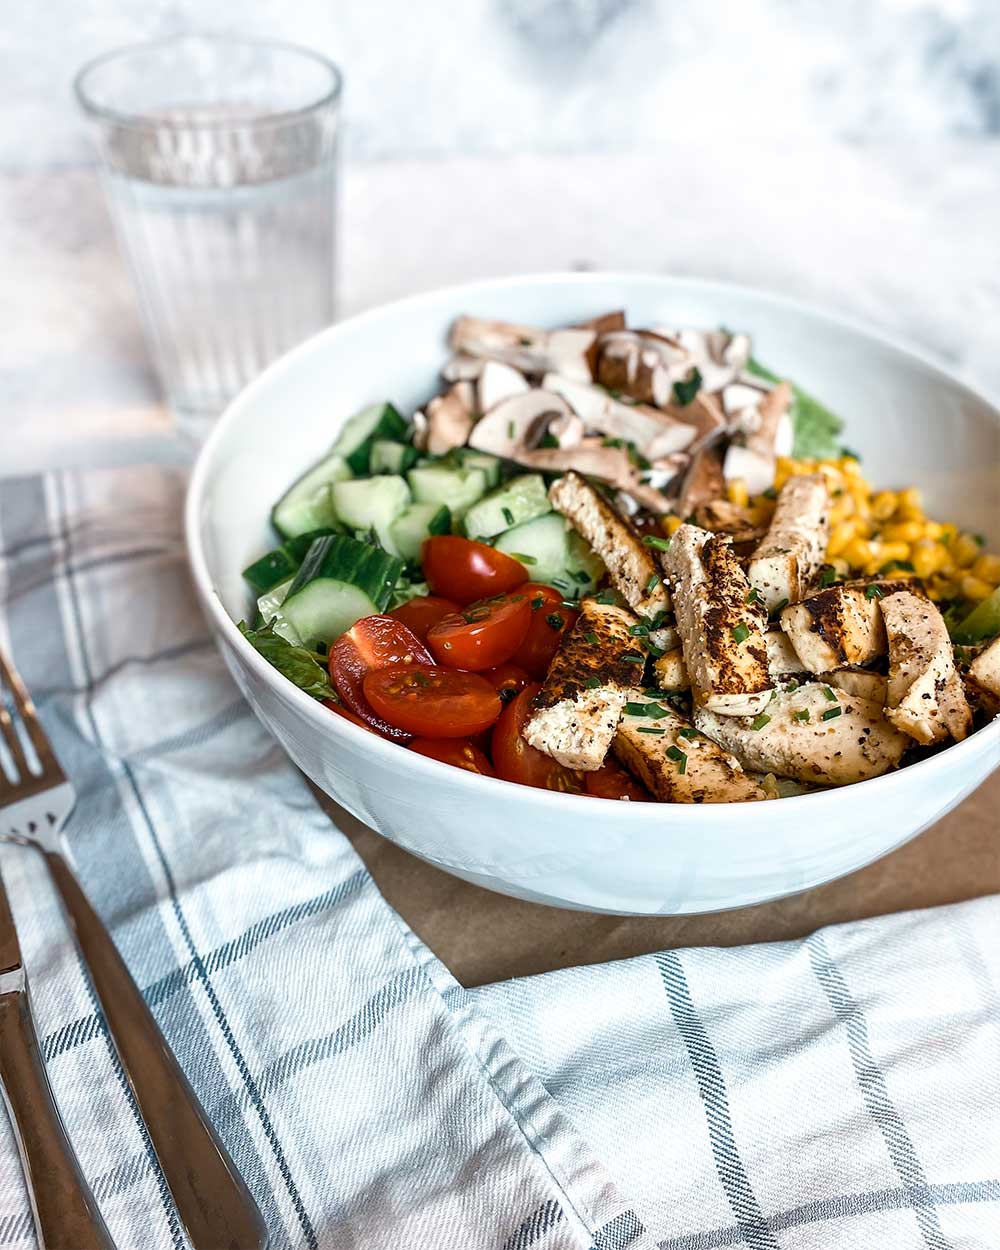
[
  {"xmin": 271, "ymin": 454, "xmax": 351, "ymax": 539},
  {"xmin": 951, "ymin": 586, "xmax": 1000, "ymax": 644},
  {"xmin": 389, "ymin": 503, "xmax": 452, "ymax": 563},
  {"xmin": 370, "ymin": 439, "xmax": 418, "ymax": 475},
  {"xmin": 243, "ymin": 527, "xmax": 338, "ymax": 594},
  {"xmin": 408, "ymin": 464, "xmax": 488, "ymax": 519},
  {"xmin": 494, "ymin": 513, "xmax": 605, "ymax": 598},
  {"xmin": 331, "ymin": 475, "xmax": 411, "ymax": 554},
  {"xmin": 255, "ymin": 577, "xmax": 301, "ymax": 644},
  {"xmin": 331, "ymin": 402, "xmax": 408, "ymax": 474},
  {"xmin": 281, "ymin": 534, "xmax": 403, "ymax": 645},
  {"xmin": 456, "ymin": 450, "xmax": 503, "ymax": 488},
  {"xmin": 464, "ymin": 473, "xmax": 551, "ymax": 541}
]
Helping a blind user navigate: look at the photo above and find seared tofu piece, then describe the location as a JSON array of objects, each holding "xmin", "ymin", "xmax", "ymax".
[
  {"xmin": 654, "ymin": 629, "xmax": 801, "ymax": 692},
  {"xmin": 828, "ymin": 668, "xmax": 888, "ymax": 705},
  {"xmin": 522, "ymin": 598, "xmax": 641, "ymax": 770},
  {"xmin": 549, "ymin": 471, "xmax": 670, "ymax": 616},
  {"xmin": 881, "ymin": 591, "xmax": 972, "ymax": 745},
  {"xmin": 968, "ymin": 634, "xmax": 1000, "ymax": 701},
  {"xmin": 694, "ymin": 683, "xmax": 909, "ymax": 786},
  {"xmin": 614, "ymin": 691, "xmax": 765, "ymax": 803},
  {"xmin": 780, "ymin": 580, "xmax": 915, "ymax": 673},
  {"xmin": 653, "ymin": 647, "xmax": 687, "ymax": 691},
  {"xmin": 748, "ymin": 474, "xmax": 830, "ymax": 613},
  {"xmin": 662, "ymin": 524, "xmax": 772, "ymax": 716}
]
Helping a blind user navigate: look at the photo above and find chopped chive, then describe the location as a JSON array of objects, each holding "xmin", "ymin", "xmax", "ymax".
[
  {"xmin": 642, "ymin": 535, "xmax": 672, "ymax": 552},
  {"xmin": 531, "ymin": 595, "xmax": 544, "ymax": 610},
  {"xmin": 507, "ymin": 421, "xmax": 516, "ymax": 439},
  {"xmin": 880, "ymin": 559, "xmax": 915, "ymax": 574},
  {"xmin": 818, "ymin": 567, "xmax": 837, "ymax": 589},
  {"xmin": 501, "ymin": 506, "xmax": 515, "ymax": 527},
  {"xmin": 571, "ymin": 569, "xmax": 591, "ymax": 584},
  {"xmin": 629, "ymin": 623, "xmax": 650, "ymax": 637},
  {"xmin": 602, "ymin": 436, "xmax": 625, "ymax": 448},
  {"xmin": 821, "ymin": 706, "xmax": 842, "ymax": 721},
  {"xmin": 546, "ymin": 613, "xmax": 565, "ymax": 630},
  {"xmin": 622, "ymin": 651, "xmax": 646, "ymax": 663},
  {"xmin": 644, "ymin": 702, "xmax": 669, "ymax": 718},
  {"xmin": 636, "ymin": 726, "xmax": 665, "ymax": 735},
  {"xmin": 595, "ymin": 588, "xmax": 619, "ymax": 605},
  {"xmin": 552, "ymin": 578, "xmax": 570, "ymax": 591},
  {"xmin": 645, "ymin": 574, "xmax": 660, "ymax": 593},
  {"xmin": 746, "ymin": 587, "xmax": 762, "ymax": 606},
  {"xmin": 731, "ymin": 623, "xmax": 750, "ymax": 644},
  {"xmin": 840, "ymin": 446, "xmax": 861, "ymax": 461},
  {"xmin": 584, "ymin": 631, "xmax": 599, "ymax": 644},
  {"xmin": 750, "ymin": 713, "xmax": 771, "ymax": 731},
  {"xmin": 793, "ymin": 709, "xmax": 811, "ymax": 722},
  {"xmin": 822, "ymin": 686, "xmax": 838, "ymax": 702},
  {"xmin": 762, "ymin": 486, "xmax": 778, "ymax": 500},
  {"xmin": 510, "ymin": 552, "xmax": 537, "ymax": 565},
  {"xmin": 770, "ymin": 598, "xmax": 789, "ymax": 618},
  {"xmin": 585, "ymin": 676, "xmax": 601, "ymax": 688},
  {"xmin": 672, "ymin": 366, "xmax": 702, "ymax": 406},
  {"xmin": 646, "ymin": 643, "xmax": 665, "ymax": 658},
  {"xmin": 678, "ymin": 727, "xmax": 701, "ymax": 739},
  {"xmin": 666, "ymin": 745, "xmax": 688, "ymax": 773},
  {"xmin": 865, "ymin": 583, "xmax": 884, "ymax": 600}
]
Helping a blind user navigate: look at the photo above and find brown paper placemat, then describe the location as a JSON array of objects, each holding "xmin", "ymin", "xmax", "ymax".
[{"xmin": 316, "ymin": 770, "xmax": 1000, "ymax": 988}]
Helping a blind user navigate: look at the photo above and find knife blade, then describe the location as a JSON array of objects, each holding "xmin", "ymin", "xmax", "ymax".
[{"xmin": 0, "ymin": 867, "xmax": 24, "ymax": 989}]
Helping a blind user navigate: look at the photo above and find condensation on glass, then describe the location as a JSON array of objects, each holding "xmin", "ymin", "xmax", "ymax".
[{"xmin": 75, "ymin": 36, "xmax": 341, "ymax": 435}]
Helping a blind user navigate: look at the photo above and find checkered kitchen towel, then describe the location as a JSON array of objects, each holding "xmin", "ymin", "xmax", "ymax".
[{"xmin": 0, "ymin": 466, "xmax": 998, "ymax": 1250}]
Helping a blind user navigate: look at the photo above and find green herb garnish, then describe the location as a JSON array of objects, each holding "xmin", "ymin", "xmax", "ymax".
[
  {"xmin": 584, "ymin": 631, "xmax": 599, "ymax": 644},
  {"xmin": 822, "ymin": 686, "xmax": 838, "ymax": 702},
  {"xmin": 865, "ymin": 583, "xmax": 884, "ymax": 600},
  {"xmin": 510, "ymin": 552, "xmax": 537, "ymax": 566},
  {"xmin": 821, "ymin": 706, "xmax": 842, "ymax": 721},
  {"xmin": 237, "ymin": 620, "xmax": 334, "ymax": 701},
  {"xmin": 645, "ymin": 574, "xmax": 661, "ymax": 593},
  {"xmin": 666, "ymin": 745, "xmax": 688, "ymax": 773},
  {"xmin": 622, "ymin": 651, "xmax": 646, "ymax": 664},
  {"xmin": 770, "ymin": 598, "xmax": 789, "ymax": 618},
  {"xmin": 818, "ymin": 567, "xmax": 838, "ymax": 589},
  {"xmin": 585, "ymin": 676, "xmax": 601, "ymax": 688},
  {"xmin": 731, "ymin": 623, "xmax": 751, "ymax": 644},
  {"xmin": 793, "ymin": 709, "xmax": 810, "ymax": 722},
  {"xmin": 678, "ymin": 727, "xmax": 701, "ymax": 739},
  {"xmin": 672, "ymin": 367, "xmax": 703, "ymax": 407},
  {"xmin": 547, "ymin": 613, "xmax": 565, "ymax": 630},
  {"xmin": 502, "ymin": 506, "xmax": 515, "ymax": 527},
  {"xmin": 746, "ymin": 587, "xmax": 762, "ymax": 606},
  {"xmin": 629, "ymin": 623, "xmax": 650, "ymax": 637},
  {"xmin": 642, "ymin": 535, "xmax": 672, "ymax": 552},
  {"xmin": 750, "ymin": 713, "xmax": 771, "ymax": 731},
  {"xmin": 637, "ymin": 727, "xmax": 665, "ymax": 735},
  {"xmin": 531, "ymin": 595, "xmax": 544, "ymax": 610}
]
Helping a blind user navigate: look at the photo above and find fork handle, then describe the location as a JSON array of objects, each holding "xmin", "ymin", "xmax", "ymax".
[
  {"xmin": 44, "ymin": 851, "xmax": 268, "ymax": 1250},
  {"xmin": 0, "ymin": 988, "xmax": 115, "ymax": 1250}
]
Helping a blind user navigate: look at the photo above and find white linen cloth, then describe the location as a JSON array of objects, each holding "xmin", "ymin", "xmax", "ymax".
[{"xmin": 0, "ymin": 465, "xmax": 997, "ymax": 1250}]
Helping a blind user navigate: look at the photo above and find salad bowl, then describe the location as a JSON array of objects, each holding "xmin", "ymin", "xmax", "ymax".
[{"xmin": 185, "ymin": 273, "xmax": 1000, "ymax": 914}]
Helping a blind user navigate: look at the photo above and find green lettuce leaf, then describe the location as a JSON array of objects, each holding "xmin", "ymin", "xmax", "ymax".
[
  {"xmin": 746, "ymin": 357, "xmax": 844, "ymax": 461},
  {"xmin": 237, "ymin": 619, "xmax": 334, "ymax": 701}
]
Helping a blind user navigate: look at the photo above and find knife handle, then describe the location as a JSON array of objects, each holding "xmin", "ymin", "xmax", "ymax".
[
  {"xmin": 44, "ymin": 850, "xmax": 268, "ymax": 1250},
  {"xmin": 0, "ymin": 988, "xmax": 115, "ymax": 1250}
]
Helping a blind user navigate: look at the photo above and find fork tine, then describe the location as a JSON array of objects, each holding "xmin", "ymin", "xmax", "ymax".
[{"xmin": 0, "ymin": 647, "xmax": 64, "ymax": 783}]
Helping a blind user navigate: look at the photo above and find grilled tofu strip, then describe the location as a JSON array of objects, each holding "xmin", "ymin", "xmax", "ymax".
[
  {"xmin": 694, "ymin": 682, "xmax": 909, "ymax": 786},
  {"xmin": 522, "ymin": 598, "xmax": 642, "ymax": 770},
  {"xmin": 780, "ymin": 579, "xmax": 915, "ymax": 673},
  {"xmin": 747, "ymin": 473, "xmax": 830, "ymax": 613},
  {"xmin": 549, "ymin": 472, "xmax": 670, "ymax": 616},
  {"xmin": 653, "ymin": 647, "xmax": 687, "ymax": 691},
  {"xmin": 881, "ymin": 591, "xmax": 972, "ymax": 744},
  {"xmin": 968, "ymin": 634, "xmax": 1000, "ymax": 701},
  {"xmin": 662, "ymin": 524, "xmax": 772, "ymax": 716},
  {"xmin": 828, "ymin": 668, "xmax": 888, "ymax": 705},
  {"xmin": 614, "ymin": 691, "xmax": 765, "ymax": 803},
  {"xmin": 653, "ymin": 629, "xmax": 803, "ymax": 693}
]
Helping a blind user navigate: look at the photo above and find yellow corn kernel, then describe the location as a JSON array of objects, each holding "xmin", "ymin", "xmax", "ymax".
[
  {"xmin": 877, "ymin": 542, "xmax": 911, "ymax": 566},
  {"xmin": 851, "ymin": 490, "xmax": 871, "ymax": 519},
  {"xmin": 971, "ymin": 552, "xmax": 1000, "ymax": 585},
  {"xmin": 911, "ymin": 541, "xmax": 946, "ymax": 580},
  {"xmin": 870, "ymin": 491, "xmax": 897, "ymax": 521},
  {"xmin": 961, "ymin": 574, "xmax": 992, "ymax": 601},
  {"xmin": 843, "ymin": 538, "xmax": 875, "ymax": 568},
  {"xmin": 930, "ymin": 576, "xmax": 960, "ymax": 600},
  {"xmin": 938, "ymin": 522, "xmax": 958, "ymax": 543},
  {"xmin": 663, "ymin": 514, "xmax": 683, "ymax": 536},
  {"xmin": 727, "ymin": 478, "xmax": 749, "ymax": 508},
  {"xmin": 923, "ymin": 521, "xmax": 945, "ymax": 540},
  {"xmin": 840, "ymin": 457, "xmax": 864, "ymax": 479},
  {"xmin": 827, "ymin": 520, "xmax": 859, "ymax": 557},
  {"xmin": 952, "ymin": 533, "xmax": 982, "ymax": 568},
  {"xmin": 895, "ymin": 487, "xmax": 924, "ymax": 520},
  {"xmin": 879, "ymin": 521, "xmax": 923, "ymax": 544},
  {"xmin": 831, "ymin": 557, "xmax": 851, "ymax": 578}
]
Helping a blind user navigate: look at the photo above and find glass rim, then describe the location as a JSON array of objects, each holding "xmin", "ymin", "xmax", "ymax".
[{"xmin": 73, "ymin": 33, "xmax": 343, "ymax": 131}]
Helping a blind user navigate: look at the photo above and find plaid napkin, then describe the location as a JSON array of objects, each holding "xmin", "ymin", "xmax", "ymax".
[{"xmin": 0, "ymin": 466, "xmax": 997, "ymax": 1250}]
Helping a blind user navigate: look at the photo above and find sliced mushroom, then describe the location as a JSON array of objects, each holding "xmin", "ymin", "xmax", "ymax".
[
  {"xmin": 477, "ymin": 360, "xmax": 529, "ymax": 414},
  {"xmin": 467, "ymin": 390, "xmax": 572, "ymax": 458},
  {"xmin": 548, "ymin": 411, "xmax": 586, "ymax": 449},
  {"xmin": 424, "ymin": 382, "xmax": 476, "ymax": 455},
  {"xmin": 517, "ymin": 438, "xmax": 638, "ymax": 491},
  {"xmin": 449, "ymin": 316, "xmax": 595, "ymax": 383},
  {"xmin": 664, "ymin": 392, "xmax": 727, "ymax": 447},
  {"xmin": 542, "ymin": 373, "xmax": 696, "ymax": 458},
  {"xmin": 677, "ymin": 442, "xmax": 726, "ymax": 516},
  {"xmin": 595, "ymin": 330, "xmax": 695, "ymax": 407},
  {"xmin": 441, "ymin": 354, "xmax": 486, "ymax": 383},
  {"xmin": 655, "ymin": 329, "xmax": 752, "ymax": 394},
  {"xmin": 723, "ymin": 381, "xmax": 793, "ymax": 494}
]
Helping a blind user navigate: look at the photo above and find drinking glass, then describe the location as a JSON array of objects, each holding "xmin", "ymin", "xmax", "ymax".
[{"xmin": 75, "ymin": 35, "xmax": 342, "ymax": 438}]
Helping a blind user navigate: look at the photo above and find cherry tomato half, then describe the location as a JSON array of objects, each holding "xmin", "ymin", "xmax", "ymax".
[
  {"xmin": 389, "ymin": 594, "xmax": 460, "ymax": 643},
  {"xmin": 363, "ymin": 664, "xmax": 502, "ymax": 738},
  {"xmin": 585, "ymin": 759, "xmax": 652, "ymax": 802},
  {"xmin": 511, "ymin": 583, "xmax": 578, "ymax": 678},
  {"xmin": 490, "ymin": 683, "xmax": 585, "ymax": 793},
  {"xmin": 427, "ymin": 592, "xmax": 532, "ymax": 672},
  {"xmin": 408, "ymin": 737, "xmax": 496, "ymax": 776},
  {"xmin": 483, "ymin": 662, "xmax": 531, "ymax": 704},
  {"xmin": 328, "ymin": 615, "xmax": 432, "ymax": 741},
  {"xmin": 421, "ymin": 535, "xmax": 527, "ymax": 604}
]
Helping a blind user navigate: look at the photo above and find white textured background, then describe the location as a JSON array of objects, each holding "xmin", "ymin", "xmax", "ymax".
[{"xmin": 1, "ymin": 0, "xmax": 999, "ymax": 469}]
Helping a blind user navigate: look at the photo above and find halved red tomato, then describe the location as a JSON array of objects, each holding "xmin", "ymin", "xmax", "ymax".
[
  {"xmin": 363, "ymin": 664, "xmax": 502, "ymax": 738},
  {"xmin": 482, "ymin": 661, "xmax": 531, "ymax": 704},
  {"xmin": 328, "ymin": 615, "xmax": 432, "ymax": 741},
  {"xmin": 408, "ymin": 737, "xmax": 496, "ymax": 776},
  {"xmin": 585, "ymin": 759, "xmax": 651, "ymax": 801},
  {"xmin": 427, "ymin": 592, "xmax": 532, "ymax": 672},
  {"xmin": 511, "ymin": 583, "xmax": 578, "ymax": 678},
  {"xmin": 490, "ymin": 683, "xmax": 585, "ymax": 793},
  {"xmin": 421, "ymin": 536, "xmax": 527, "ymax": 604},
  {"xmin": 389, "ymin": 594, "xmax": 460, "ymax": 642}
]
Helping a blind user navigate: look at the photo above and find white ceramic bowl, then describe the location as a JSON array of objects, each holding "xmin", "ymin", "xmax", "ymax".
[{"xmin": 186, "ymin": 273, "xmax": 1000, "ymax": 914}]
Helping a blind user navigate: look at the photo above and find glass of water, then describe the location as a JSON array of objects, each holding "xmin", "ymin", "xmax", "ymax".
[{"xmin": 75, "ymin": 36, "xmax": 342, "ymax": 438}]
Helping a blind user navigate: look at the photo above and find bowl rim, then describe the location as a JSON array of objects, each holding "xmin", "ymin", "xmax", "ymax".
[{"xmin": 185, "ymin": 270, "xmax": 1000, "ymax": 821}]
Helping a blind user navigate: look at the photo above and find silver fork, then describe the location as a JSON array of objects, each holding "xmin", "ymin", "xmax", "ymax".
[{"xmin": 0, "ymin": 646, "xmax": 268, "ymax": 1250}]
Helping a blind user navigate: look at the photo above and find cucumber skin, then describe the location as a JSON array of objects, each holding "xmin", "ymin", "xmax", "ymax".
[
  {"xmin": 333, "ymin": 403, "xmax": 408, "ymax": 474},
  {"xmin": 243, "ymin": 527, "xmax": 338, "ymax": 594},
  {"xmin": 371, "ymin": 440, "xmax": 419, "ymax": 475},
  {"xmin": 287, "ymin": 534, "xmax": 403, "ymax": 612}
]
